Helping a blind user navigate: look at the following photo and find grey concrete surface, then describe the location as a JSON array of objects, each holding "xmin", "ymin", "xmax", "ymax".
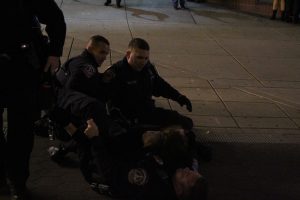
[{"xmin": 1, "ymin": 0, "xmax": 300, "ymax": 199}]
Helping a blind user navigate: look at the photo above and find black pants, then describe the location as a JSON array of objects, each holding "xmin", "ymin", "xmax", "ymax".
[
  {"xmin": 135, "ymin": 107, "xmax": 193, "ymax": 130},
  {"xmin": 293, "ymin": 0, "xmax": 300, "ymax": 22},
  {"xmin": 57, "ymin": 90, "xmax": 125, "ymax": 137},
  {"xmin": 0, "ymin": 53, "xmax": 39, "ymax": 189},
  {"xmin": 172, "ymin": 0, "xmax": 185, "ymax": 7},
  {"xmin": 0, "ymin": 108, "xmax": 6, "ymax": 181},
  {"xmin": 285, "ymin": 0, "xmax": 294, "ymax": 19},
  {"xmin": 106, "ymin": 0, "xmax": 121, "ymax": 5}
]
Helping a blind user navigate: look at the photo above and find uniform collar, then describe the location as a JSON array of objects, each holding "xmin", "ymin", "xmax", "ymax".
[{"xmin": 81, "ymin": 49, "xmax": 99, "ymax": 67}]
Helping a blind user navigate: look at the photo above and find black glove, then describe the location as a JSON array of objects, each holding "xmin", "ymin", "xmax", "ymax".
[{"xmin": 177, "ymin": 95, "xmax": 192, "ymax": 112}]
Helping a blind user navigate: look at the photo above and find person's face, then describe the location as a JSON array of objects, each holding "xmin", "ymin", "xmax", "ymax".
[
  {"xmin": 173, "ymin": 168, "xmax": 202, "ymax": 198},
  {"xmin": 126, "ymin": 48, "xmax": 149, "ymax": 71},
  {"xmin": 91, "ymin": 42, "xmax": 110, "ymax": 65}
]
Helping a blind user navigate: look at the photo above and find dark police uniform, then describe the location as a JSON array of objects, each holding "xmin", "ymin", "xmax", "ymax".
[
  {"xmin": 89, "ymin": 127, "xmax": 198, "ymax": 200},
  {"xmin": 54, "ymin": 49, "xmax": 127, "ymax": 185},
  {"xmin": 105, "ymin": 57, "xmax": 193, "ymax": 130},
  {"xmin": 55, "ymin": 49, "xmax": 117, "ymax": 135},
  {"xmin": 89, "ymin": 135, "xmax": 179, "ymax": 200},
  {"xmin": 56, "ymin": 49, "xmax": 107, "ymax": 102},
  {"xmin": 0, "ymin": 0, "xmax": 66, "ymax": 196}
]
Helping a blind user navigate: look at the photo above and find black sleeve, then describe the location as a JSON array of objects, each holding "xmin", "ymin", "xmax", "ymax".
[
  {"xmin": 103, "ymin": 63, "xmax": 121, "ymax": 101},
  {"xmin": 66, "ymin": 64, "xmax": 105, "ymax": 100},
  {"xmin": 33, "ymin": 0, "xmax": 66, "ymax": 56},
  {"xmin": 150, "ymin": 64, "xmax": 181, "ymax": 101}
]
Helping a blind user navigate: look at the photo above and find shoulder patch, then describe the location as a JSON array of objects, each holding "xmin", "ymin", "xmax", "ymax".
[
  {"xmin": 128, "ymin": 168, "xmax": 148, "ymax": 186},
  {"xmin": 82, "ymin": 65, "xmax": 96, "ymax": 78}
]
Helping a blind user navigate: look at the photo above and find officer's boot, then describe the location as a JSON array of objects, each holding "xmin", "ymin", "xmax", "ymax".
[
  {"xmin": 280, "ymin": 10, "xmax": 286, "ymax": 21},
  {"xmin": 116, "ymin": 0, "xmax": 121, "ymax": 8},
  {"xmin": 104, "ymin": 0, "xmax": 111, "ymax": 6},
  {"xmin": 270, "ymin": 9, "xmax": 277, "ymax": 20}
]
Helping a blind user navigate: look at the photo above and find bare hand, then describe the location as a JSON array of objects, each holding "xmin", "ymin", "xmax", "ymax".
[
  {"xmin": 44, "ymin": 56, "xmax": 60, "ymax": 74},
  {"xmin": 84, "ymin": 119, "xmax": 99, "ymax": 139}
]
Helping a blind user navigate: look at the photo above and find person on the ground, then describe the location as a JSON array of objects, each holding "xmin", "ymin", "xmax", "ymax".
[
  {"xmin": 47, "ymin": 103, "xmax": 207, "ymax": 200},
  {"xmin": 0, "ymin": 0, "xmax": 66, "ymax": 199},
  {"xmin": 84, "ymin": 123, "xmax": 208, "ymax": 200}
]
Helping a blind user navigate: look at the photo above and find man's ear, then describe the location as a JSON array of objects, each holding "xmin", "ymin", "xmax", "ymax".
[
  {"xmin": 87, "ymin": 45, "xmax": 94, "ymax": 54},
  {"xmin": 126, "ymin": 49, "xmax": 131, "ymax": 59}
]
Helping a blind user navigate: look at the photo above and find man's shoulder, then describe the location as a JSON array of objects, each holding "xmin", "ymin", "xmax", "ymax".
[
  {"xmin": 144, "ymin": 62, "xmax": 158, "ymax": 75},
  {"xmin": 107, "ymin": 59, "xmax": 128, "ymax": 74},
  {"xmin": 68, "ymin": 54, "xmax": 96, "ymax": 68},
  {"xmin": 111, "ymin": 58, "xmax": 126, "ymax": 69}
]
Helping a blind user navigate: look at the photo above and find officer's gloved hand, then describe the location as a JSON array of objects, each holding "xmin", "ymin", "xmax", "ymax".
[{"xmin": 177, "ymin": 95, "xmax": 192, "ymax": 112}]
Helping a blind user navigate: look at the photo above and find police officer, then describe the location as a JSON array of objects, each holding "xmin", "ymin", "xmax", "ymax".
[
  {"xmin": 0, "ymin": 0, "xmax": 66, "ymax": 199},
  {"xmin": 104, "ymin": 38, "xmax": 193, "ymax": 131},
  {"xmin": 54, "ymin": 35, "xmax": 128, "ymax": 185},
  {"xmin": 55, "ymin": 35, "xmax": 124, "ymax": 137}
]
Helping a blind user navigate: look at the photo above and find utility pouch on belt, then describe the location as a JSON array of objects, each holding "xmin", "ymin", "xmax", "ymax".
[{"xmin": 55, "ymin": 58, "xmax": 74, "ymax": 87}]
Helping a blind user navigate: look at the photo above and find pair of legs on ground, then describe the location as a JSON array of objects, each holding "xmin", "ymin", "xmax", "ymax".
[
  {"xmin": 172, "ymin": 0, "xmax": 186, "ymax": 9},
  {"xmin": 104, "ymin": 0, "xmax": 121, "ymax": 7}
]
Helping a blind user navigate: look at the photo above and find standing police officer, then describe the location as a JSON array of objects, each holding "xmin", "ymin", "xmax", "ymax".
[
  {"xmin": 104, "ymin": 38, "xmax": 193, "ymax": 131},
  {"xmin": 0, "ymin": 0, "xmax": 66, "ymax": 199}
]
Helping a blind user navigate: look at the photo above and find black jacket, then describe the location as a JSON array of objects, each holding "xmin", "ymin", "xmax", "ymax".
[
  {"xmin": 106, "ymin": 57, "xmax": 182, "ymax": 118},
  {"xmin": 1, "ymin": 0, "xmax": 66, "ymax": 56},
  {"xmin": 90, "ymin": 135, "xmax": 178, "ymax": 200},
  {"xmin": 57, "ymin": 49, "xmax": 108, "ymax": 102}
]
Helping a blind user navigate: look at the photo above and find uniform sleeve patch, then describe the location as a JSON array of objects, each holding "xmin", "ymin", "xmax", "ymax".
[{"xmin": 82, "ymin": 65, "xmax": 96, "ymax": 78}]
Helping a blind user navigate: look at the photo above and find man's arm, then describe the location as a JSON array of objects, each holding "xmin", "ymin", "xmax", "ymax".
[
  {"xmin": 33, "ymin": 0, "xmax": 66, "ymax": 73},
  {"xmin": 150, "ymin": 64, "xmax": 192, "ymax": 112}
]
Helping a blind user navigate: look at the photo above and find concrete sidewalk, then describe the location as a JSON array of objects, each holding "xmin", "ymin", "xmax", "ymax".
[
  {"xmin": 1, "ymin": 0, "xmax": 300, "ymax": 199},
  {"xmin": 60, "ymin": 0, "xmax": 300, "ymax": 143}
]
